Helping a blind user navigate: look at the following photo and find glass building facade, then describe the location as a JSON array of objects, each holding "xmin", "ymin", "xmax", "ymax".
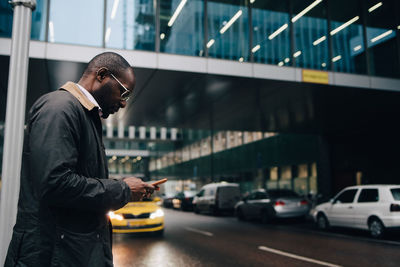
[{"xmin": 0, "ymin": 0, "xmax": 399, "ymax": 77}]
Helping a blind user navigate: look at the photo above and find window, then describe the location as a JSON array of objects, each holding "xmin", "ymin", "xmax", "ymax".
[
  {"xmin": 197, "ymin": 189, "xmax": 204, "ymax": 197},
  {"xmin": 365, "ymin": 0, "xmax": 399, "ymax": 78},
  {"xmin": 207, "ymin": 0, "xmax": 249, "ymax": 61},
  {"xmin": 329, "ymin": 0, "xmax": 367, "ymax": 74},
  {"xmin": 292, "ymin": 0, "xmax": 329, "ymax": 70},
  {"xmin": 391, "ymin": 188, "xmax": 400, "ymax": 200},
  {"xmin": 358, "ymin": 189, "xmax": 379, "ymax": 203},
  {"xmin": 48, "ymin": 0, "xmax": 104, "ymax": 46},
  {"xmin": 252, "ymin": 0, "xmax": 290, "ymax": 66},
  {"xmin": 160, "ymin": 0, "xmax": 204, "ymax": 56},
  {"xmin": 255, "ymin": 192, "xmax": 268, "ymax": 200},
  {"xmin": 334, "ymin": 189, "xmax": 358, "ymax": 203},
  {"xmin": 105, "ymin": 0, "xmax": 156, "ymax": 51}
]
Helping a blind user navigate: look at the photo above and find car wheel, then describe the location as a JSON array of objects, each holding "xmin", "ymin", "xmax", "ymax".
[
  {"xmin": 237, "ymin": 208, "xmax": 246, "ymax": 221},
  {"xmin": 194, "ymin": 205, "xmax": 200, "ymax": 214},
  {"xmin": 317, "ymin": 214, "xmax": 329, "ymax": 230},
  {"xmin": 260, "ymin": 210, "xmax": 270, "ymax": 224},
  {"xmin": 369, "ymin": 218, "xmax": 385, "ymax": 238}
]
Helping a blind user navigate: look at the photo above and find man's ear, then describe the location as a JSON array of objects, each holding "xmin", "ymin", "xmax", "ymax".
[{"xmin": 96, "ymin": 67, "xmax": 108, "ymax": 82}]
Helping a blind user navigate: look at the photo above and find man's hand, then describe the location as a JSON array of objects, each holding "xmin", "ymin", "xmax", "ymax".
[{"xmin": 122, "ymin": 177, "xmax": 159, "ymax": 201}]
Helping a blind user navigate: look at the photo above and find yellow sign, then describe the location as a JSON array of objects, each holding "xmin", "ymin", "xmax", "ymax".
[{"xmin": 302, "ymin": 69, "xmax": 329, "ymax": 84}]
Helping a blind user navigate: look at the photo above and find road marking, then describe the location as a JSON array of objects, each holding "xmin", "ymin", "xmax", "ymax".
[
  {"xmin": 185, "ymin": 227, "xmax": 214, "ymax": 237},
  {"xmin": 258, "ymin": 246, "xmax": 342, "ymax": 267}
]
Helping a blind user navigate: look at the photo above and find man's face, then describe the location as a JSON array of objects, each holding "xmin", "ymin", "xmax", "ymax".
[{"xmin": 95, "ymin": 68, "xmax": 135, "ymax": 118}]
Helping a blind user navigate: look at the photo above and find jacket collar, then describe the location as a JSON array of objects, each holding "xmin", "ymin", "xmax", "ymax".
[{"xmin": 60, "ymin": 82, "xmax": 96, "ymax": 111}]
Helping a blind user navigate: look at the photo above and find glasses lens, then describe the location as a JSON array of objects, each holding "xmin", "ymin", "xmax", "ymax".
[{"xmin": 121, "ymin": 90, "xmax": 130, "ymax": 101}]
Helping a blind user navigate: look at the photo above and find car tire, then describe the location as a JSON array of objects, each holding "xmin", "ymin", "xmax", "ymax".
[
  {"xmin": 194, "ymin": 205, "xmax": 200, "ymax": 214},
  {"xmin": 260, "ymin": 210, "xmax": 270, "ymax": 224},
  {"xmin": 369, "ymin": 218, "xmax": 385, "ymax": 238},
  {"xmin": 237, "ymin": 208, "xmax": 246, "ymax": 221},
  {"xmin": 317, "ymin": 213, "xmax": 330, "ymax": 230},
  {"xmin": 154, "ymin": 229, "xmax": 164, "ymax": 237}
]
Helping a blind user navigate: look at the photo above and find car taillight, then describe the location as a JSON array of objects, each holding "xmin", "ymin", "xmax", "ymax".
[
  {"xmin": 275, "ymin": 200, "xmax": 285, "ymax": 206},
  {"xmin": 300, "ymin": 200, "xmax": 308, "ymax": 205},
  {"xmin": 390, "ymin": 203, "xmax": 400, "ymax": 212}
]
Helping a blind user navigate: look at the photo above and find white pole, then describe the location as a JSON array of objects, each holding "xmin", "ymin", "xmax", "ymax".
[{"xmin": 0, "ymin": 0, "xmax": 36, "ymax": 264}]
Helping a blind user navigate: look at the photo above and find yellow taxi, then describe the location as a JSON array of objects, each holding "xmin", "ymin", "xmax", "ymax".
[{"xmin": 108, "ymin": 197, "xmax": 164, "ymax": 235}]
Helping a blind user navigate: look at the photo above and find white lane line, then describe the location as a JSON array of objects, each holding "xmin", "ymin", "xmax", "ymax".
[
  {"xmin": 185, "ymin": 227, "xmax": 214, "ymax": 237},
  {"xmin": 258, "ymin": 246, "xmax": 342, "ymax": 267}
]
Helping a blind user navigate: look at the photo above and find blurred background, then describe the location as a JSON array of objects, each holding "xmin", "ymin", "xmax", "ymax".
[{"xmin": 1, "ymin": 0, "xmax": 400, "ymax": 266}]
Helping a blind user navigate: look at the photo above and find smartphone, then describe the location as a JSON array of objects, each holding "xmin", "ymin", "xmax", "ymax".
[{"xmin": 151, "ymin": 178, "xmax": 168, "ymax": 186}]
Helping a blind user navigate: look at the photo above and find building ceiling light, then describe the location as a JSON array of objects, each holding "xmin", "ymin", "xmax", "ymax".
[
  {"xmin": 371, "ymin": 29, "xmax": 393, "ymax": 43},
  {"xmin": 220, "ymin": 10, "xmax": 243, "ymax": 34},
  {"xmin": 278, "ymin": 61, "xmax": 284, "ymax": 66},
  {"xmin": 268, "ymin": 23, "xmax": 288, "ymax": 40},
  {"xmin": 284, "ymin": 58, "xmax": 290, "ymax": 63},
  {"xmin": 398, "ymin": 25, "xmax": 400, "ymax": 30},
  {"xmin": 160, "ymin": 33, "xmax": 165, "ymax": 40},
  {"xmin": 168, "ymin": 0, "xmax": 187, "ymax": 27},
  {"xmin": 332, "ymin": 55, "xmax": 342, "ymax": 62},
  {"xmin": 313, "ymin": 36, "xmax": 326, "ymax": 46},
  {"xmin": 239, "ymin": 57, "xmax": 244, "ymax": 62},
  {"xmin": 292, "ymin": 0, "xmax": 323, "ymax": 23},
  {"xmin": 353, "ymin": 45, "xmax": 362, "ymax": 51},
  {"xmin": 368, "ymin": 2, "xmax": 382, "ymax": 13},
  {"xmin": 105, "ymin": 27, "xmax": 111, "ymax": 43},
  {"xmin": 321, "ymin": 62, "xmax": 326, "ymax": 67},
  {"xmin": 250, "ymin": 0, "xmax": 256, "ymax": 3},
  {"xmin": 330, "ymin": 16, "xmax": 359, "ymax": 35},
  {"xmin": 111, "ymin": 0, "xmax": 119, "ymax": 20},
  {"xmin": 293, "ymin": 51, "xmax": 302, "ymax": 58},
  {"xmin": 206, "ymin": 39, "xmax": 215, "ymax": 48},
  {"xmin": 49, "ymin": 21, "xmax": 55, "ymax": 43},
  {"xmin": 252, "ymin": 44, "xmax": 261, "ymax": 53}
]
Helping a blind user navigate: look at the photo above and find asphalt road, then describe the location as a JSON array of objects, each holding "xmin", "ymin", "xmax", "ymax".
[{"xmin": 112, "ymin": 209, "xmax": 400, "ymax": 267}]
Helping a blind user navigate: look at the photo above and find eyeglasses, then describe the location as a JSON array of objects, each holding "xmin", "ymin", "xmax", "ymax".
[{"xmin": 109, "ymin": 73, "xmax": 131, "ymax": 101}]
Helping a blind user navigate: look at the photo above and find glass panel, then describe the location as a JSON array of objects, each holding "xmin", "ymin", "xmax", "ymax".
[
  {"xmin": 105, "ymin": 0, "xmax": 155, "ymax": 51},
  {"xmin": 0, "ymin": 0, "xmax": 47, "ymax": 40},
  {"xmin": 292, "ymin": 0, "xmax": 329, "ymax": 70},
  {"xmin": 31, "ymin": 0, "xmax": 48, "ymax": 41},
  {"xmin": 207, "ymin": 0, "xmax": 249, "ymax": 62},
  {"xmin": 365, "ymin": 0, "xmax": 399, "ymax": 78},
  {"xmin": 329, "ymin": 0, "xmax": 367, "ymax": 74},
  {"xmin": 48, "ymin": 0, "xmax": 104, "ymax": 46},
  {"xmin": 160, "ymin": 0, "xmax": 204, "ymax": 56},
  {"xmin": 0, "ymin": 1, "xmax": 13, "ymax": 38},
  {"xmin": 252, "ymin": 0, "xmax": 290, "ymax": 66}
]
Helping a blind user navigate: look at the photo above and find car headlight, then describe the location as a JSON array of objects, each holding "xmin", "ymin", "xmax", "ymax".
[
  {"xmin": 108, "ymin": 211, "xmax": 124, "ymax": 221},
  {"xmin": 150, "ymin": 209, "xmax": 164, "ymax": 219}
]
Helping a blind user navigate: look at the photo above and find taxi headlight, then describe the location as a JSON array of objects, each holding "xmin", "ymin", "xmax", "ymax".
[
  {"xmin": 108, "ymin": 211, "xmax": 124, "ymax": 221},
  {"xmin": 150, "ymin": 209, "xmax": 164, "ymax": 219}
]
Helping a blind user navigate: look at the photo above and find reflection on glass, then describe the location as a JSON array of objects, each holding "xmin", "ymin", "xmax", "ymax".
[
  {"xmin": 160, "ymin": 0, "xmax": 204, "ymax": 56},
  {"xmin": 48, "ymin": 0, "xmax": 103, "ymax": 46},
  {"xmin": 0, "ymin": 1, "xmax": 13, "ymax": 38},
  {"xmin": 106, "ymin": 0, "xmax": 155, "ymax": 51},
  {"xmin": 329, "ymin": 0, "xmax": 366, "ymax": 74},
  {"xmin": 292, "ymin": 0, "xmax": 329, "ymax": 70},
  {"xmin": 0, "ymin": 0, "xmax": 47, "ymax": 40},
  {"xmin": 207, "ymin": 0, "xmax": 249, "ymax": 61},
  {"xmin": 365, "ymin": 0, "xmax": 399, "ymax": 77},
  {"xmin": 252, "ymin": 0, "xmax": 290, "ymax": 66},
  {"xmin": 31, "ymin": 0, "xmax": 47, "ymax": 41}
]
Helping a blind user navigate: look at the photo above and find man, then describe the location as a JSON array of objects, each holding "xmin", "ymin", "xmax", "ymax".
[{"xmin": 5, "ymin": 52, "xmax": 156, "ymax": 266}]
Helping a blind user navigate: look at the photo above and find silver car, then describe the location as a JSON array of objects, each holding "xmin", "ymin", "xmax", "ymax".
[{"xmin": 235, "ymin": 189, "xmax": 310, "ymax": 223}]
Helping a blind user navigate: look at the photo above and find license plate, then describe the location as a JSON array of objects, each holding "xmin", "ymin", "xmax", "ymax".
[{"xmin": 127, "ymin": 220, "xmax": 146, "ymax": 227}]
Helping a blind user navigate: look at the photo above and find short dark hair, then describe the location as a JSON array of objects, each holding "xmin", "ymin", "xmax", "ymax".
[{"xmin": 83, "ymin": 52, "xmax": 131, "ymax": 77}]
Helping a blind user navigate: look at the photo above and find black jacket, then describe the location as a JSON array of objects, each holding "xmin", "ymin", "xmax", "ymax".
[{"xmin": 5, "ymin": 82, "xmax": 131, "ymax": 267}]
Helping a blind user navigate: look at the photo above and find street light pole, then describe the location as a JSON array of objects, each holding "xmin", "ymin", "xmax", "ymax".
[{"xmin": 0, "ymin": 0, "xmax": 36, "ymax": 264}]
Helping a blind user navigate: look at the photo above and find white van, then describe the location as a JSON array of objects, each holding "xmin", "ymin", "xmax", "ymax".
[{"xmin": 193, "ymin": 182, "xmax": 241, "ymax": 215}]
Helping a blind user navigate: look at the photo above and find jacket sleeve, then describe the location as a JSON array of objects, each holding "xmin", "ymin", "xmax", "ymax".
[{"xmin": 29, "ymin": 95, "xmax": 131, "ymax": 212}]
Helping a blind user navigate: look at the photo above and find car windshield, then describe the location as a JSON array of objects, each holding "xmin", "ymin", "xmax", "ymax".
[
  {"xmin": 391, "ymin": 188, "xmax": 400, "ymax": 200},
  {"xmin": 267, "ymin": 189, "xmax": 299, "ymax": 198}
]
